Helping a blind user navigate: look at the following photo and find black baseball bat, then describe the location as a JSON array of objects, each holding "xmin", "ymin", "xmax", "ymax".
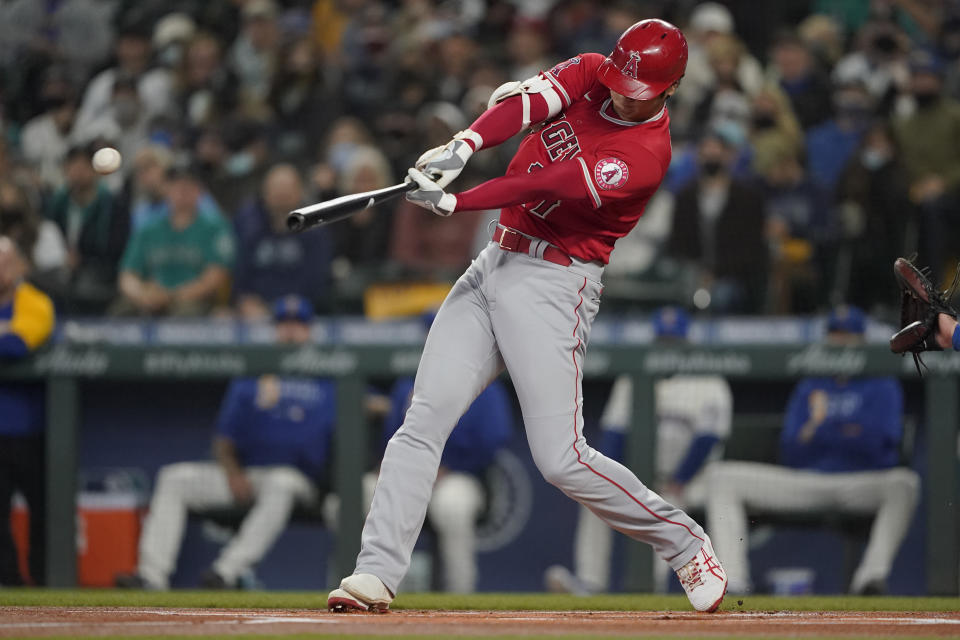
[{"xmin": 287, "ymin": 182, "xmax": 416, "ymax": 232}]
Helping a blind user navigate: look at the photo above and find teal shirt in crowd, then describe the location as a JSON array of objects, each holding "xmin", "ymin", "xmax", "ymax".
[{"xmin": 120, "ymin": 213, "xmax": 236, "ymax": 288}]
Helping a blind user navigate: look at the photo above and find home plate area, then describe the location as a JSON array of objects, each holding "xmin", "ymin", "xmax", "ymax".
[{"xmin": 3, "ymin": 608, "xmax": 960, "ymax": 637}]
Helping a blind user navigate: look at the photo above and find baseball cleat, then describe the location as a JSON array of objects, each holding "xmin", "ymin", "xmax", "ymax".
[
  {"xmin": 676, "ymin": 535, "xmax": 727, "ymax": 612},
  {"xmin": 327, "ymin": 573, "xmax": 393, "ymax": 613}
]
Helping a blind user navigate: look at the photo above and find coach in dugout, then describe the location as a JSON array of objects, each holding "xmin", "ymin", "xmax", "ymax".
[
  {"xmin": 116, "ymin": 295, "xmax": 335, "ymax": 589},
  {"xmin": 707, "ymin": 305, "xmax": 919, "ymax": 595},
  {"xmin": 545, "ymin": 307, "xmax": 733, "ymax": 594},
  {"xmin": 0, "ymin": 236, "xmax": 55, "ymax": 586}
]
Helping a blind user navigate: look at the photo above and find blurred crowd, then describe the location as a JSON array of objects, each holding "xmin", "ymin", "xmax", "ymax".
[{"xmin": 1, "ymin": 0, "xmax": 960, "ymax": 317}]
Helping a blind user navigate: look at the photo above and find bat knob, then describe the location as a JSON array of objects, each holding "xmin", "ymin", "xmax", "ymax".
[{"xmin": 287, "ymin": 211, "xmax": 306, "ymax": 232}]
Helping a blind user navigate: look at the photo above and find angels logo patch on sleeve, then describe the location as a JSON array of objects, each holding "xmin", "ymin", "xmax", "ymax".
[{"xmin": 594, "ymin": 157, "xmax": 629, "ymax": 190}]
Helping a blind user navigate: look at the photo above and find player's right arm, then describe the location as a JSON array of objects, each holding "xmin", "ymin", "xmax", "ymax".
[
  {"xmin": 407, "ymin": 140, "xmax": 665, "ymax": 216},
  {"xmin": 779, "ymin": 379, "xmax": 821, "ymax": 468},
  {"xmin": 671, "ymin": 379, "xmax": 733, "ymax": 485},
  {"xmin": 213, "ymin": 379, "xmax": 255, "ymax": 502},
  {"xmin": 416, "ymin": 54, "xmax": 604, "ymax": 187}
]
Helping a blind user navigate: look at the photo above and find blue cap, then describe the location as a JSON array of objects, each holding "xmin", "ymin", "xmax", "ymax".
[
  {"xmin": 652, "ymin": 306, "xmax": 690, "ymax": 339},
  {"xmin": 272, "ymin": 295, "xmax": 314, "ymax": 322},
  {"xmin": 826, "ymin": 304, "xmax": 866, "ymax": 334}
]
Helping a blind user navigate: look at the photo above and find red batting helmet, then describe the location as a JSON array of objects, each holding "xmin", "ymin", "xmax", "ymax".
[{"xmin": 597, "ymin": 19, "xmax": 688, "ymax": 100}]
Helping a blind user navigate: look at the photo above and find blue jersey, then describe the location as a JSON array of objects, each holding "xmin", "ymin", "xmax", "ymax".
[
  {"xmin": 0, "ymin": 283, "xmax": 55, "ymax": 437},
  {"xmin": 384, "ymin": 379, "xmax": 513, "ymax": 475},
  {"xmin": 232, "ymin": 198, "xmax": 333, "ymax": 305},
  {"xmin": 215, "ymin": 376, "xmax": 336, "ymax": 480},
  {"xmin": 780, "ymin": 377, "xmax": 903, "ymax": 472}
]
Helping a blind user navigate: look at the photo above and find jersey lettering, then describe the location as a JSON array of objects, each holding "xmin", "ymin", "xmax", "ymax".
[
  {"xmin": 540, "ymin": 120, "xmax": 580, "ymax": 162},
  {"xmin": 622, "ymin": 51, "xmax": 642, "ymax": 80},
  {"xmin": 550, "ymin": 56, "xmax": 581, "ymax": 77},
  {"xmin": 528, "ymin": 200, "xmax": 562, "ymax": 218},
  {"xmin": 524, "ymin": 162, "xmax": 561, "ymax": 219}
]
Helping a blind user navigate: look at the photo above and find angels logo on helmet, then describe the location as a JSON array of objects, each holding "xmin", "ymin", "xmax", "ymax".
[{"xmin": 622, "ymin": 52, "xmax": 642, "ymax": 80}]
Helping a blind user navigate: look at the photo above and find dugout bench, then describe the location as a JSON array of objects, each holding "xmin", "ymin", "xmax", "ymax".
[{"xmin": 1, "ymin": 340, "xmax": 957, "ymax": 595}]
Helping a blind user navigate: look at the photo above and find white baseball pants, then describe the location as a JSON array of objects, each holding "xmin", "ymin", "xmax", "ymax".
[
  {"xmin": 571, "ymin": 474, "xmax": 711, "ymax": 592},
  {"xmin": 355, "ymin": 243, "xmax": 706, "ymax": 594},
  {"xmin": 360, "ymin": 471, "xmax": 484, "ymax": 592},
  {"xmin": 705, "ymin": 461, "xmax": 920, "ymax": 593},
  {"xmin": 137, "ymin": 462, "xmax": 317, "ymax": 588}
]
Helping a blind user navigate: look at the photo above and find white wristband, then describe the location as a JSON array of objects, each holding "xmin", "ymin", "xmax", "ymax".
[{"xmin": 455, "ymin": 129, "xmax": 484, "ymax": 152}]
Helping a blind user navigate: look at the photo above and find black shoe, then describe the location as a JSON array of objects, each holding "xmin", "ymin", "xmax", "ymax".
[
  {"xmin": 115, "ymin": 572, "xmax": 148, "ymax": 589},
  {"xmin": 855, "ymin": 579, "xmax": 887, "ymax": 596},
  {"xmin": 199, "ymin": 569, "xmax": 234, "ymax": 589}
]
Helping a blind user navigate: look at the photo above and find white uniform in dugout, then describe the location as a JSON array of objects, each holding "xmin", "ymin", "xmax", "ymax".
[{"xmin": 548, "ymin": 371, "xmax": 732, "ymax": 593}]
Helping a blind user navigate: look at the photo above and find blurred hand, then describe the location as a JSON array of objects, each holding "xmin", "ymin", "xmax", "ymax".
[
  {"xmin": 937, "ymin": 313, "xmax": 958, "ymax": 349},
  {"xmin": 799, "ymin": 390, "xmax": 829, "ymax": 442},
  {"xmin": 227, "ymin": 471, "xmax": 254, "ymax": 503},
  {"xmin": 809, "ymin": 390, "xmax": 828, "ymax": 423},
  {"xmin": 237, "ymin": 295, "xmax": 271, "ymax": 320},
  {"xmin": 140, "ymin": 283, "xmax": 172, "ymax": 312},
  {"xmin": 365, "ymin": 393, "xmax": 392, "ymax": 417}
]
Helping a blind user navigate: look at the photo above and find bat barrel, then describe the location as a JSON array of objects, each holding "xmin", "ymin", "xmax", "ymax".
[
  {"xmin": 285, "ymin": 182, "xmax": 416, "ymax": 233},
  {"xmin": 287, "ymin": 211, "xmax": 307, "ymax": 232}
]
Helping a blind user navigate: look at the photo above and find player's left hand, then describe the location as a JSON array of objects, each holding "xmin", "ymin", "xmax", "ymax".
[{"xmin": 406, "ymin": 168, "xmax": 457, "ymax": 216}]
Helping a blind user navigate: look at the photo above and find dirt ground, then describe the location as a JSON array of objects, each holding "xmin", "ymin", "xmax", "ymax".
[{"xmin": 2, "ymin": 607, "xmax": 960, "ymax": 638}]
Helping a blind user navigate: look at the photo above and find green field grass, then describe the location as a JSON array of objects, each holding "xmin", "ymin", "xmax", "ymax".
[
  {"xmin": 21, "ymin": 637, "xmax": 956, "ymax": 640},
  {"xmin": 1, "ymin": 588, "xmax": 958, "ymax": 612},
  {"xmin": 2, "ymin": 591, "xmax": 958, "ymax": 640}
]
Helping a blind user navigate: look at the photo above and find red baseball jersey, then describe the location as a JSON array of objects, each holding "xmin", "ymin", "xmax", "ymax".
[{"xmin": 497, "ymin": 52, "xmax": 673, "ymax": 264}]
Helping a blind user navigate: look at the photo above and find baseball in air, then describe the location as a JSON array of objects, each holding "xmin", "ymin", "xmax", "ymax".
[{"xmin": 92, "ymin": 147, "xmax": 122, "ymax": 174}]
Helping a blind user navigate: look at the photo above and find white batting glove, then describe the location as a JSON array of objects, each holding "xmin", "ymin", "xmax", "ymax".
[
  {"xmin": 414, "ymin": 130, "xmax": 481, "ymax": 188},
  {"xmin": 406, "ymin": 168, "xmax": 457, "ymax": 216}
]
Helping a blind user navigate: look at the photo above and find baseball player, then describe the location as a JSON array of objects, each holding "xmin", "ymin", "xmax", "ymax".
[
  {"xmin": 117, "ymin": 295, "xmax": 335, "ymax": 589},
  {"xmin": 707, "ymin": 306, "xmax": 919, "ymax": 595},
  {"xmin": 328, "ymin": 19, "xmax": 728, "ymax": 613},
  {"xmin": 545, "ymin": 307, "xmax": 732, "ymax": 594}
]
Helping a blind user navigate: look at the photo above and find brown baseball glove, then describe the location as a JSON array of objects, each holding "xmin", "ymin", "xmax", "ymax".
[{"xmin": 890, "ymin": 256, "xmax": 959, "ymax": 374}]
